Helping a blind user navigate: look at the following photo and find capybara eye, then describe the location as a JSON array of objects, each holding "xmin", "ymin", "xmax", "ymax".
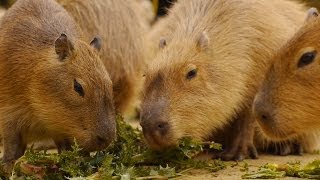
[
  {"xmin": 186, "ymin": 69, "xmax": 198, "ymax": 80},
  {"xmin": 74, "ymin": 79, "xmax": 84, "ymax": 97},
  {"xmin": 298, "ymin": 51, "xmax": 317, "ymax": 68}
]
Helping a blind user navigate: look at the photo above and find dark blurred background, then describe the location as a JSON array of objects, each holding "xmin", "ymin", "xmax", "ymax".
[
  {"xmin": 151, "ymin": 0, "xmax": 320, "ymax": 17},
  {"xmin": 0, "ymin": 0, "xmax": 320, "ymax": 19},
  {"xmin": 0, "ymin": 0, "xmax": 14, "ymax": 9},
  {"xmin": 307, "ymin": 0, "xmax": 320, "ymax": 8},
  {"xmin": 155, "ymin": 0, "xmax": 320, "ymax": 18}
]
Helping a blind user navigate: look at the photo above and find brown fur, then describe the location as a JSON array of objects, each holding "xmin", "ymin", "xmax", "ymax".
[
  {"xmin": 253, "ymin": 11, "xmax": 320, "ymax": 150},
  {"xmin": 0, "ymin": 0, "xmax": 116, "ymax": 166},
  {"xmin": 140, "ymin": 0, "xmax": 307, "ymax": 160},
  {"xmin": 145, "ymin": 14, "xmax": 178, "ymax": 63},
  {"xmin": 57, "ymin": 0, "xmax": 148, "ymax": 114}
]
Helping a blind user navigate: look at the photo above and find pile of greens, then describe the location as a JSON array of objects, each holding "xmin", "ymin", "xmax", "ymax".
[
  {"xmin": 5, "ymin": 116, "xmax": 225, "ymax": 179},
  {"xmin": 242, "ymin": 160, "xmax": 320, "ymax": 179}
]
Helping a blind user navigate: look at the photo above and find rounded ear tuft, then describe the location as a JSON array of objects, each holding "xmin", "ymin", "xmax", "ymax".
[
  {"xmin": 159, "ymin": 37, "xmax": 167, "ymax": 49},
  {"xmin": 306, "ymin": 7, "xmax": 319, "ymax": 21},
  {"xmin": 55, "ymin": 33, "xmax": 74, "ymax": 61},
  {"xmin": 90, "ymin": 36, "xmax": 102, "ymax": 51},
  {"xmin": 197, "ymin": 32, "xmax": 209, "ymax": 51}
]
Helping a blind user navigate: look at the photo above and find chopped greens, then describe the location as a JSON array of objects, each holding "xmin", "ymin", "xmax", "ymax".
[{"xmin": 4, "ymin": 116, "xmax": 224, "ymax": 179}]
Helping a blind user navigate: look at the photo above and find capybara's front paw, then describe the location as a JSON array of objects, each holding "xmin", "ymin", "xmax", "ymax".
[
  {"xmin": 219, "ymin": 142, "xmax": 258, "ymax": 161},
  {"xmin": 265, "ymin": 141, "xmax": 303, "ymax": 156}
]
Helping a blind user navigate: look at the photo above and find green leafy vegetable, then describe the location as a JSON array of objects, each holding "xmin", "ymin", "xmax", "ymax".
[{"xmin": 7, "ymin": 116, "xmax": 224, "ymax": 179}]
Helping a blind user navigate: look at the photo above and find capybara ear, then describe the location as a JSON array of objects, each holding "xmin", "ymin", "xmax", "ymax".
[
  {"xmin": 159, "ymin": 37, "xmax": 167, "ymax": 49},
  {"xmin": 306, "ymin": 7, "xmax": 319, "ymax": 21},
  {"xmin": 55, "ymin": 33, "xmax": 74, "ymax": 61},
  {"xmin": 90, "ymin": 36, "xmax": 102, "ymax": 51},
  {"xmin": 197, "ymin": 32, "xmax": 209, "ymax": 51}
]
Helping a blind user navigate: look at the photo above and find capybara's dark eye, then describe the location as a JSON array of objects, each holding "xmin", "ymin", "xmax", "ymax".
[
  {"xmin": 74, "ymin": 79, "xmax": 84, "ymax": 97},
  {"xmin": 186, "ymin": 69, "xmax": 198, "ymax": 80},
  {"xmin": 298, "ymin": 51, "xmax": 317, "ymax": 68}
]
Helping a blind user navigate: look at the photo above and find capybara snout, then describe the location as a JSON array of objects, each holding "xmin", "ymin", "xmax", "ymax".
[
  {"xmin": 140, "ymin": 98, "xmax": 173, "ymax": 150},
  {"xmin": 88, "ymin": 113, "xmax": 116, "ymax": 151},
  {"xmin": 84, "ymin": 123, "xmax": 116, "ymax": 151},
  {"xmin": 253, "ymin": 94, "xmax": 276, "ymax": 129}
]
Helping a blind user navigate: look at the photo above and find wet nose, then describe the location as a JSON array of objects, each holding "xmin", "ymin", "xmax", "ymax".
[
  {"xmin": 94, "ymin": 116, "xmax": 116, "ymax": 147},
  {"xmin": 141, "ymin": 120, "xmax": 169, "ymax": 135},
  {"xmin": 140, "ymin": 114, "xmax": 169, "ymax": 136},
  {"xmin": 253, "ymin": 99, "xmax": 273, "ymax": 123}
]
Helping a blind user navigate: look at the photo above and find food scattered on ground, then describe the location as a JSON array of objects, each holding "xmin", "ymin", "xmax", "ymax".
[
  {"xmin": 2, "ymin": 116, "xmax": 224, "ymax": 179},
  {"xmin": 242, "ymin": 160, "xmax": 320, "ymax": 179}
]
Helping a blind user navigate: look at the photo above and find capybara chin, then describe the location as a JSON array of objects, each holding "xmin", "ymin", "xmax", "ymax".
[
  {"xmin": 57, "ymin": 0, "xmax": 147, "ymax": 115},
  {"xmin": 253, "ymin": 8, "xmax": 320, "ymax": 141},
  {"xmin": 140, "ymin": 0, "xmax": 306, "ymax": 160},
  {"xmin": 0, "ymin": 0, "xmax": 116, "ymax": 166}
]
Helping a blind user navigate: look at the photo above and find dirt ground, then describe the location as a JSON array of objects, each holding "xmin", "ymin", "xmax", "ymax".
[{"xmin": 174, "ymin": 154, "xmax": 320, "ymax": 179}]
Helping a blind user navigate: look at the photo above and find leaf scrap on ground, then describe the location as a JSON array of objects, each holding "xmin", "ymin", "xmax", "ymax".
[
  {"xmin": 242, "ymin": 160, "xmax": 320, "ymax": 179},
  {"xmin": 3, "ymin": 116, "xmax": 224, "ymax": 179}
]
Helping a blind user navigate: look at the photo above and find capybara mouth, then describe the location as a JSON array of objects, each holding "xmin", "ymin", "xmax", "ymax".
[
  {"xmin": 143, "ymin": 131, "xmax": 176, "ymax": 150},
  {"xmin": 74, "ymin": 135, "xmax": 114, "ymax": 152}
]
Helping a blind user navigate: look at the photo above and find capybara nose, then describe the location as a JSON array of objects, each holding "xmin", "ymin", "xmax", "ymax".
[
  {"xmin": 96, "ymin": 135, "xmax": 108, "ymax": 147},
  {"xmin": 141, "ymin": 120, "xmax": 171, "ymax": 149},
  {"xmin": 156, "ymin": 121, "xmax": 169, "ymax": 135},
  {"xmin": 140, "ymin": 120, "xmax": 169, "ymax": 135},
  {"xmin": 260, "ymin": 113, "xmax": 271, "ymax": 122},
  {"xmin": 253, "ymin": 99, "xmax": 273, "ymax": 123}
]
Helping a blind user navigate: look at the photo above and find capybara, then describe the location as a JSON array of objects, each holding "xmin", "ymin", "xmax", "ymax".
[
  {"xmin": 253, "ymin": 8, "xmax": 320, "ymax": 150},
  {"xmin": 57, "ymin": 0, "xmax": 147, "ymax": 115},
  {"xmin": 140, "ymin": 0, "xmax": 307, "ymax": 160},
  {"xmin": 0, "ymin": 0, "xmax": 115, "ymax": 167}
]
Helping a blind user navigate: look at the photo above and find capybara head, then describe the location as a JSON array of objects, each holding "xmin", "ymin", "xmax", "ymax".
[
  {"xmin": 30, "ymin": 34, "xmax": 116, "ymax": 151},
  {"xmin": 140, "ymin": 32, "xmax": 246, "ymax": 149},
  {"xmin": 253, "ymin": 8, "xmax": 320, "ymax": 141}
]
